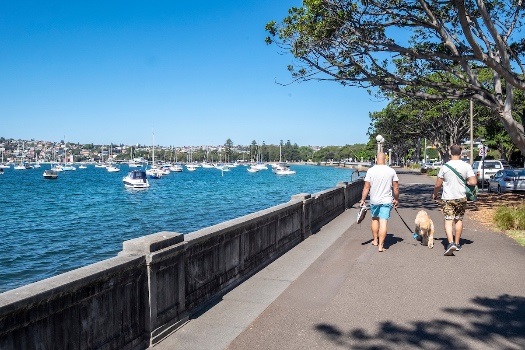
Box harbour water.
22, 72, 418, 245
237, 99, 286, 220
0, 164, 355, 293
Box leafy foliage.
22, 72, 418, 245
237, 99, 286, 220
267, 0, 525, 154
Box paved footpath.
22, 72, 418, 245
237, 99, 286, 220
153, 171, 525, 350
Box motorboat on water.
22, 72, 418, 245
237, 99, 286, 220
123, 170, 150, 188
146, 167, 163, 179
186, 164, 198, 172
13, 163, 26, 170
252, 163, 268, 171
106, 164, 120, 172
201, 162, 214, 169
51, 164, 64, 172
62, 164, 76, 171
169, 163, 183, 172
273, 163, 296, 175
160, 165, 171, 175
43, 169, 58, 179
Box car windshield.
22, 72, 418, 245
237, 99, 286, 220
505, 170, 520, 177
482, 162, 501, 169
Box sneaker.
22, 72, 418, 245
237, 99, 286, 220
356, 206, 368, 224
455, 244, 462, 251
443, 243, 457, 256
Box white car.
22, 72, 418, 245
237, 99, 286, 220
431, 161, 442, 169
472, 160, 504, 183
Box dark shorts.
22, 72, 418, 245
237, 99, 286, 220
441, 198, 467, 220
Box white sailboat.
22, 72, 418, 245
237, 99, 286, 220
0, 147, 9, 168
106, 144, 120, 172
185, 147, 198, 171
128, 146, 141, 167
62, 142, 76, 171
13, 143, 27, 170
146, 133, 162, 179
273, 144, 296, 175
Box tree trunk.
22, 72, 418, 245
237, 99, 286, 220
500, 109, 525, 156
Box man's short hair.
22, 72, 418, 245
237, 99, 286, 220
450, 145, 462, 156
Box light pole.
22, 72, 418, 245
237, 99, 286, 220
376, 135, 385, 154
480, 139, 486, 191
388, 148, 392, 166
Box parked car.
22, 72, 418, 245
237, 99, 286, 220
498, 159, 512, 169
472, 160, 504, 183
488, 169, 525, 193
422, 162, 433, 170
431, 161, 442, 169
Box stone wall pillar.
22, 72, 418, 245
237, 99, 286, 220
121, 231, 186, 346
291, 193, 312, 239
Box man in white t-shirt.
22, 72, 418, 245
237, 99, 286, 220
360, 152, 399, 252
432, 145, 477, 256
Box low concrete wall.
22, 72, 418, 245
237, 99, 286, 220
0, 179, 364, 349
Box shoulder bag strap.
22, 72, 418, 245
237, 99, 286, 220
444, 163, 466, 184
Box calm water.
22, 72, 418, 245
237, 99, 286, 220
0, 164, 354, 293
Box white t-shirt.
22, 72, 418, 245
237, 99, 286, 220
437, 159, 475, 200
364, 165, 399, 205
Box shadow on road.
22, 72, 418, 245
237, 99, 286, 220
314, 294, 525, 349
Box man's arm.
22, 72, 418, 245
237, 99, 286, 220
432, 178, 443, 200
392, 180, 399, 208
360, 181, 370, 207
466, 176, 477, 186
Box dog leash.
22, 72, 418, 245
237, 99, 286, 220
394, 207, 416, 236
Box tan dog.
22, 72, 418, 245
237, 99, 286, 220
415, 210, 434, 248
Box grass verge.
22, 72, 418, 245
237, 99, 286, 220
506, 230, 525, 246
493, 203, 525, 247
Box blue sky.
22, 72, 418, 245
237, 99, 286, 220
0, 1, 386, 147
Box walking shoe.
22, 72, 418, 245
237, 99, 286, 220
356, 206, 368, 224
443, 242, 457, 256
455, 244, 462, 251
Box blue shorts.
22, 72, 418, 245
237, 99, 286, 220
370, 203, 392, 220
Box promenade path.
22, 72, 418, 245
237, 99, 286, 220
153, 171, 525, 350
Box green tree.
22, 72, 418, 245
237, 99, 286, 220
298, 146, 314, 162
224, 138, 234, 163
266, 1, 525, 154
250, 140, 258, 162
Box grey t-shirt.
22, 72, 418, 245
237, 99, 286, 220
364, 165, 399, 205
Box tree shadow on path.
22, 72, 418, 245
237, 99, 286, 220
314, 294, 525, 349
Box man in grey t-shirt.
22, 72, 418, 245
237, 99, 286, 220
360, 152, 399, 252
433, 145, 477, 256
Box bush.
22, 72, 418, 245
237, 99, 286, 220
426, 169, 439, 176
494, 204, 525, 230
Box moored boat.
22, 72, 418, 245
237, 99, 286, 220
274, 163, 296, 175
169, 163, 183, 172
43, 169, 58, 179
106, 164, 120, 172
123, 170, 150, 188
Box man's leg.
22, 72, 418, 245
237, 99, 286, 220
454, 220, 463, 245
378, 218, 388, 252
371, 218, 379, 246
444, 219, 454, 243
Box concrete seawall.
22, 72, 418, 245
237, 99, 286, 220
0, 179, 364, 349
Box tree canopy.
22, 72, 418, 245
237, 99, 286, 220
266, 0, 525, 154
